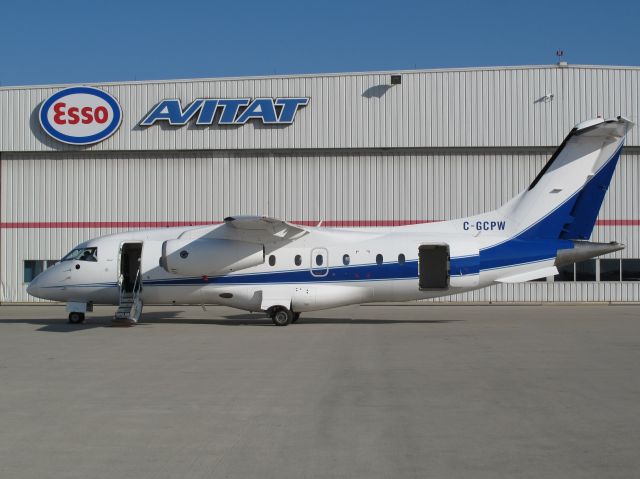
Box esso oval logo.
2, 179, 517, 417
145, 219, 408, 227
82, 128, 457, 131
39, 86, 122, 145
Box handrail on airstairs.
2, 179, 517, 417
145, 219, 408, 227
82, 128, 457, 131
131, 268, 142, 303
115, 269, 143, 324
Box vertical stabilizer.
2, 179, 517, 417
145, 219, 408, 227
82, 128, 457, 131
492, 117, 632, 240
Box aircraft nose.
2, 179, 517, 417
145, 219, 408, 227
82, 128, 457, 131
26, 270, 51, 299
26, 276, 42, 298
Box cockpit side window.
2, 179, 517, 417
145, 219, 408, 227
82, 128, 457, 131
62, 247, 98, 262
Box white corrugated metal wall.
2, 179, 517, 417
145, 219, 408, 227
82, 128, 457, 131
2, 149, 638, 303
1, 66, 639, 152
1, 65, 639, 303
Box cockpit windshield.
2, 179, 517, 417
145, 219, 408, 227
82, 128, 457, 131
61, 247, 98, 262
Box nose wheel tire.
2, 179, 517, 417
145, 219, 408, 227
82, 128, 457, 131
270, 307, 293, 326
68, 312, 85, 324
292, 312, 301, 323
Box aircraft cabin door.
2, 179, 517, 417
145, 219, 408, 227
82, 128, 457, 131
310, 248, 329, 277
418, 244, 449, 290
119, 242, 143, 293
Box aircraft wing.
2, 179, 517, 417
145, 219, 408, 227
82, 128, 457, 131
204, 216, 309, 244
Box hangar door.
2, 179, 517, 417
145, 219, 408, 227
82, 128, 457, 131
418, 244, 449, 290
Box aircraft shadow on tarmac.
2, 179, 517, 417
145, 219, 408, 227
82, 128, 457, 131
0, 318, 107, 332
218, 313, 461, 326
1, 311, 461, 332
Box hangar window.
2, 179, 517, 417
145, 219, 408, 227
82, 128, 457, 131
398, 254, 406, 265
554, 263, 575, 281
376, 254, 383, 265
268, 255, 276, 266
61, 247, 97, 262
554, 260, 633, 282
24, 261, 44, 283
294, 255, 302, 266
23, 260, 57, 283
343, 254, 350, 266
622, 259, 640, 281
600, 259, 621, 281
576, 260, 596, 281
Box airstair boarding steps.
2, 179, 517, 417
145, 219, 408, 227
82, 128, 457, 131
113, 293, 144, 326
114, 267, 144, 326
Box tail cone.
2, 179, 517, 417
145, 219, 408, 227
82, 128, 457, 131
555, 241, 624, 266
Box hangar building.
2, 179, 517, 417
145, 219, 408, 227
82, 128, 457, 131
1, 64, 639, 303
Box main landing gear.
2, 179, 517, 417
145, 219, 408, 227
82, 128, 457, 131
68, 312, 86, 324
269, 307, 301, 326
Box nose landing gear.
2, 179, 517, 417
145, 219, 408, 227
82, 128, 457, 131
66, 302, 91, 324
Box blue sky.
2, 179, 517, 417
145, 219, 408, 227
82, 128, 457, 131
1, 0, 638, 86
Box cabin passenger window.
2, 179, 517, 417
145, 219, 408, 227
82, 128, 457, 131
376, 254, 383, 265
294, 255, 302, 266
316, 255, 324, 266
61, 247, 98, 262
269, 255, 276, 266
398, 254, 405, 265
343, 254, 350, 265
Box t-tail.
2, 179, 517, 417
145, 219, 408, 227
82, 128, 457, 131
498, 116, 632, 241
460, 116, 634, 275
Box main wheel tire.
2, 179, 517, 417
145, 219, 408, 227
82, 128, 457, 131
68, 312, 85, 324
271, 307, 293, 326
292, 312, 301, 323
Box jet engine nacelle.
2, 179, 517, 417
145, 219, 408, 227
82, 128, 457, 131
161, 238, 264, 276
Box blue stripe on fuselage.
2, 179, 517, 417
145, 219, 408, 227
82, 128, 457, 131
51, 243, 559, 290
146, 260, 421, 286
143, 239, 561, 287
480, 239, 571, 271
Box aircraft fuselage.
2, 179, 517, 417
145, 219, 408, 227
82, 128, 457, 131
27, 223, 567, 312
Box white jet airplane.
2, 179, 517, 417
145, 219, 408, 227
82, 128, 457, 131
28, 116, 632, 326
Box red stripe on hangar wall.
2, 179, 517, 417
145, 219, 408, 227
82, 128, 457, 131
0, 220, 639, 229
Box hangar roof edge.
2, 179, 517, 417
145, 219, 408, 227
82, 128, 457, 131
1, 64, 640, 92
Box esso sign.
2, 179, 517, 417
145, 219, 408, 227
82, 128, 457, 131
39, 86, 122, 145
